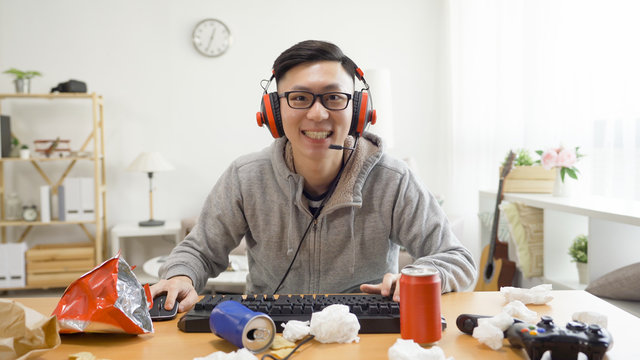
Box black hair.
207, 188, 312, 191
272, 40, 357, 83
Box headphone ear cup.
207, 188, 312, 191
268, 92, 285, 138
257, 92, 285, 138
350, 91, 373, 137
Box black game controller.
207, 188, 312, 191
506, 315, 612, 360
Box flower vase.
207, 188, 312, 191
576, 262, 589, 284
552, 168, 569, 197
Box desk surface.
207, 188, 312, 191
10, 290, 640, 359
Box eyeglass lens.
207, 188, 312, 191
286, 91, 350, 110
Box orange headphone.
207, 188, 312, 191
256, 67, 377, 138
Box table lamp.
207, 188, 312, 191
127, 152, 174, 227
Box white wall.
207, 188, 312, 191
0, 1, 468, 253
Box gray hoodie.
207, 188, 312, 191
160, 132, 476, 294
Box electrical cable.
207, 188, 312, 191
260, 335, 315, 360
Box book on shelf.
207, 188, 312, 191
1, 115, 11, 158
39, 185, 51, 222
80, 177, 95, 221
57, 185, 66, 221
62, 177, 95, 221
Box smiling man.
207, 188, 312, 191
151, 40, 476, 313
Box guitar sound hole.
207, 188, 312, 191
484, 263, 494, 280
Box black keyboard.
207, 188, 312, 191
178, 294, 403, 334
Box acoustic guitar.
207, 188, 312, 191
475, 151, 517, 291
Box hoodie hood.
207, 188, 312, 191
272, 131, 384, 215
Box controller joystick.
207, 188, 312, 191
506, 316, 613, 360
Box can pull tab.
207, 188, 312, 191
247, 328, 271, 342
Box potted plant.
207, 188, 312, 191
536, 146, 585, 197
569, 234, 588, 284
501, 149, 556, 193
3, 68, 43, 94
19, 144, 30, 159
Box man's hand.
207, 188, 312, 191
360, 273, 401, 302
150, 276, 199, 313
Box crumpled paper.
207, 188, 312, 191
0, 299, 61, 360
309, 304, 360, 343
500, 284, 553, 304
193, 348, 257, 360
387, 339, 452, 360
502, 300, 538, 323
281, 320, 310, 342
572, 311, 608, 328
472, 311, 514, 350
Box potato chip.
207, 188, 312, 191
68, 352, 110, 360
69, 352, 96, 360
270, 348, 294, 359
271, 335, 296, 350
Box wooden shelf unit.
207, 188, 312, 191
0, 93, 107, 289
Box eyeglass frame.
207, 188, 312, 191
278, 90, 353, 111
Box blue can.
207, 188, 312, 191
209, 300, 275, 353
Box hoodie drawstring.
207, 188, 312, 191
286, 178, 297, 256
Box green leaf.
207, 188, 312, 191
3, 68, 41, 79
535, 150, 543, 156
566, 167, 578, 180
560, 167, 567, 182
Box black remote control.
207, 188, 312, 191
149, 294, 179, 321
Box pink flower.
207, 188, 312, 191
541, 149, 558, 170
556, 148, 577, 167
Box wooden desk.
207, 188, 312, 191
9, 290, 640, 359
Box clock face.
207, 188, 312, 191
23, 206, 37, 221
192, 19, 232, 57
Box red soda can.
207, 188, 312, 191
399, 265, 441, 343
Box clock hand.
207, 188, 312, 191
206, 28, 217, 53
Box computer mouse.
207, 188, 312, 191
149, 293, 179, 321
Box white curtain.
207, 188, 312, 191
445, 0, 640, 255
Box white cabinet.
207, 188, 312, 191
479, 191, 640, 289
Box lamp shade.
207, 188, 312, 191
363, 68, 394, 149
126, 152, 174, 173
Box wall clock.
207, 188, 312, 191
192, 18, 232, 57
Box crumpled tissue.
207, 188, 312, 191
502, 300, 538, 323
309, 304, 360, 343
388, 339, 452, 360
281, 320, 310, 342
572, 311, 608, 328
472, 311, 514, 350
0, 299, 61, 360
500, 284, 553, 304
193, 348, 257, 360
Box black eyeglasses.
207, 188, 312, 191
279, 91, 352, 110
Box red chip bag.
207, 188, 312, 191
52, 253, 154, 334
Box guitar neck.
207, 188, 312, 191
488, 177, 506, 259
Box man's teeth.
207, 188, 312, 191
303, 131, 331, 139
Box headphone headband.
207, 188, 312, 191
256, 67, 376, 138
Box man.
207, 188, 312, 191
151, 40, 476, 313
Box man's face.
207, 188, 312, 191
278, 61, 354, 162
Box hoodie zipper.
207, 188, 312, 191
312, 218, 319, 292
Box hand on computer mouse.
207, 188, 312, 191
360, 273, 401, 302
150, 276, 199, 313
